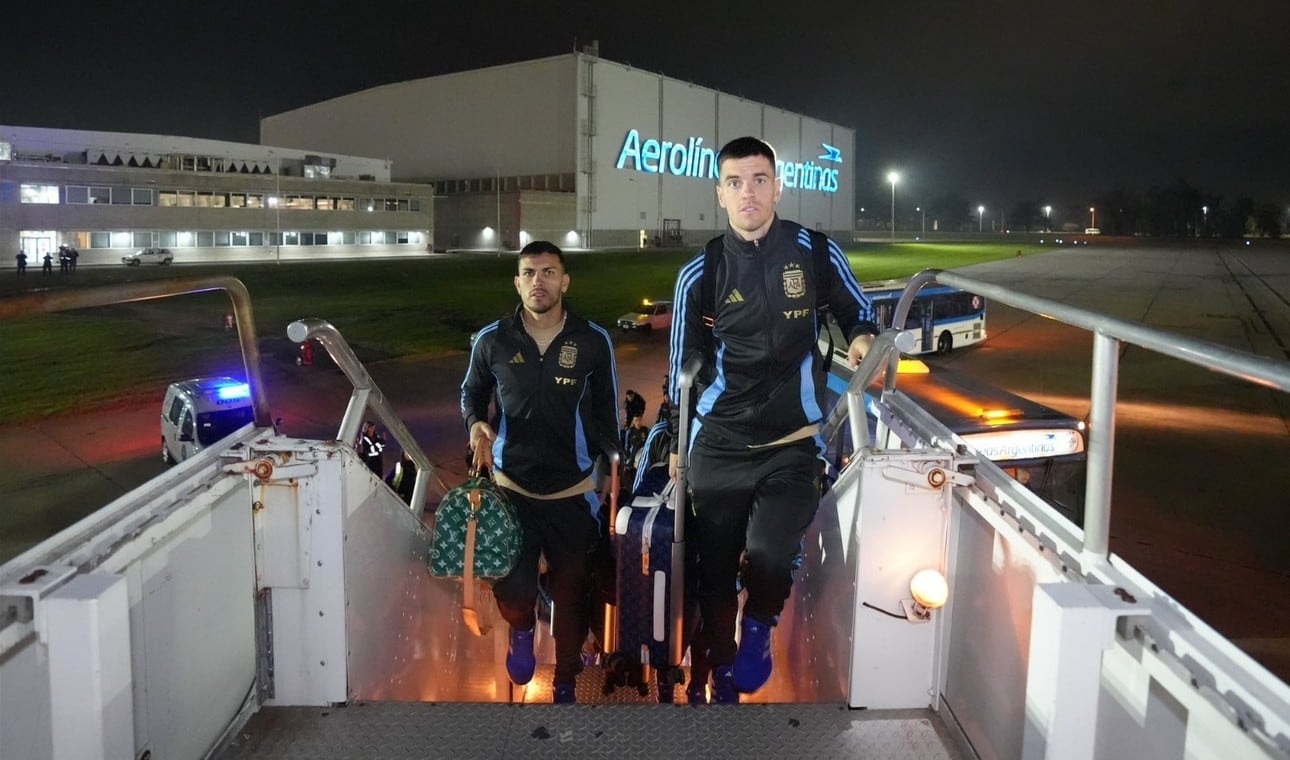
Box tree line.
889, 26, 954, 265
858, 178, 1285, 238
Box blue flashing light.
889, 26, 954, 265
216, 382, 251, 401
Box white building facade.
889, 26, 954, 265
260, 52, 854, 251
0, 126, 434, 266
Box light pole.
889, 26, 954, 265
887, 171, 899, 240
977, 205, 985, 233
916, 206, 925, 238
1089, 206, 1096, 229
1201, 205, 1208, 238
1043, 205, 1052, 232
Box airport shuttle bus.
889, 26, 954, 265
862, 279, 986, 354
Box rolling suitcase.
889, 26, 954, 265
603, 359, 699, 702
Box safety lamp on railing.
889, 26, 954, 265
902, 569, 949, 623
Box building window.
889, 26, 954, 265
230, 231, 248, 246
215, 231, 230, 247
397, 231, 410, 244
246, 194, 264, 209
159, 191, 178, 207
385, 199, 399, 211
342, 231, 355, 244
160, 231, 177, 247
249, 232, 265, 246
132, 188, 153, 205
91, 232, 111, 248
66, 186, 90, 204
197, 231, 214, 247
132, 232, 152, 247
339, 197, 355, 211
229, 194, 246, 208
283, 231, 299, 246
359, 231, 372, 244
315, 197, 333, 210
410, 199, 421, 212
20, 184, 60, 204
111, 187, 133, 205
397, 199, 410, 212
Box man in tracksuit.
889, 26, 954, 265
668, 136, 877, 703
461, 240, 620, 704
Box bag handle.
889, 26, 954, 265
461, 487, 491, 637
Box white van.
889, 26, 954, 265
160, 377, 255, 464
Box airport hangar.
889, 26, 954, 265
0, 125, 434, 266
260, 49, 856, 251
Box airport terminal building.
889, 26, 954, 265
261, 50, 855, 250
0, 126, 434, 266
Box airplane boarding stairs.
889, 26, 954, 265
1, 273, 1288, 759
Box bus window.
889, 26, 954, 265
859, 281, 987, 355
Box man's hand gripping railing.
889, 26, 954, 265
821, 329, 916, 455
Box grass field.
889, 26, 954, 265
0, 242, 1033, 423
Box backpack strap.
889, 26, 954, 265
699, 234, 723, 331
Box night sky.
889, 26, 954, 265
6, 1, 1287, 216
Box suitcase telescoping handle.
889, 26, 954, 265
669, 356, 701, 670
600, 443, 621, 656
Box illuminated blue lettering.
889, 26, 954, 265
668, 143, 689, 174
616, 129, 642, 170
616, 130, 839, 192
699, 148, 717, 178
641, 139, 662, 172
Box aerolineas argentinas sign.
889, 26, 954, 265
614, 129, 841, 194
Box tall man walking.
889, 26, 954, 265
668, 136, 878, 703
461, 240, 620, 703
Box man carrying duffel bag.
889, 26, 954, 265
460, 241, 621, 704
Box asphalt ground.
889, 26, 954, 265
2, 241, 1287, 680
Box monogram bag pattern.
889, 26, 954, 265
429, 475, 521, 580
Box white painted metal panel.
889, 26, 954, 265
847, 451, 953, 709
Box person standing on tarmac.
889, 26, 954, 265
667, 136, 878, 704
357, 421, 386, 475
461, 240, 620, 705
384, 450, 417, 505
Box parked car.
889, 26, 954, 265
160, 377, 254, 464
123, 247, 174, 266
616, 299, 673, 333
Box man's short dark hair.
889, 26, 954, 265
518, 240, 565, 267
717, 137, 777, 175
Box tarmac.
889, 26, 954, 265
2, 239, 1288, 679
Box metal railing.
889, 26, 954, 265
0, 276, 273, 428
888, 268, 1290, 558
287, 318, 447, 511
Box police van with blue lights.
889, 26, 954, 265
160, 377, 255, 464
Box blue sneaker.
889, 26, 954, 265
553, 683, 577, 704
733, 617, 773, 693
506, 627, 535, 685
711, 665, 738, 704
